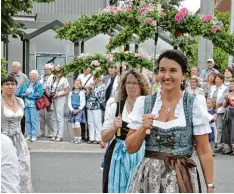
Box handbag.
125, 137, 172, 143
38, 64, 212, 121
47, 101, 54, 112
34, 81, 51, 110
36, 95, 51, 110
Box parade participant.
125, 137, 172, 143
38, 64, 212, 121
1, 75, 33, 192
102, 69, 150, 193
222, 78, 234, 156
50, 65, 70, 142
68, 79, 86, 144
126, 50, 214, 193
86, 74, 105, 144
20, 70, 43, 142
1, 134, 20, 193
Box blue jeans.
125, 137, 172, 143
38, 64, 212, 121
25, 107, 39, 138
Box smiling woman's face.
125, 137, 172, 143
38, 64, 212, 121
158, 58, 184, 92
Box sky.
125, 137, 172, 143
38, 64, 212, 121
181, 0, 200, 13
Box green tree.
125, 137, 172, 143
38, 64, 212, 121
1, 0, 54, 42
110, 0, 184, 8
181, 11, 230, 71
1, 58, 8, 79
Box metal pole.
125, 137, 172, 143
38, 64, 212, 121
228, 0, 234, 67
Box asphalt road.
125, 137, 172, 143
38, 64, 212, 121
31, 152, 234, 193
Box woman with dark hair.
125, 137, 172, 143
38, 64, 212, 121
101, 69, 150, 193
126, 50, 214, 193
222, 78, 234, 156
224, 67, 233, 88
1, 75, 32, 192
209, 73, 229, 152
203, 72, 216, 99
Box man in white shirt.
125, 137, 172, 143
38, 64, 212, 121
38, 63, 54, 138
77, 67, 94, 141
1, 134, 20, 193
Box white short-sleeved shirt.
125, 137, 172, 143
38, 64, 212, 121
1, 134, 20, 193
127, 92, 212, 135
78, 74, 94, 87
102, 97, 131, 131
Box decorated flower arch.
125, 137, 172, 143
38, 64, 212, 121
56, 5, 234, 74
60, 50, 152, 76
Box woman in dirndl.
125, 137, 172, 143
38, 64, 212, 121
222, 78, 234, 156
101, 69, 150, 193
126, 50, 214, 193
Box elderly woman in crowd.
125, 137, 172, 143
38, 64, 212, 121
49, 65, 70, 142
1, 75, 33, 192
209, 73, 229, 152
222, 78, 234, 156
203, 72, 216, 99
187, 75, 204, 96
102, 69, 150, 193
126, 50, 214, 193
39, 63, 54, 138
20, 70, 43, 142
224, 67, 233, 88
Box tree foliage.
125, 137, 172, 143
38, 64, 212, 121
56, 6, 234, 56
181, 11, 231, 71
1, 58, 8, 79
1, 0, 54, 42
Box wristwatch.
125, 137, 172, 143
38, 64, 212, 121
207, 183, 215, 188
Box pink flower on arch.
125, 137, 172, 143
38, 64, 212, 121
106, 54, 114, 62
140, 5, 153, 16
160, 12, 166, 17
210, 26, 222, 34
174, 8, 188, 22
91, 60, 100, 67
145, 17, 156, 26
202, 15, 213, 22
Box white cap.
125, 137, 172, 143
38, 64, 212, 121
207, 59, 214, 64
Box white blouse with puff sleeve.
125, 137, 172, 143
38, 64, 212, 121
102, 97, 131, 131
127, 92, 212, 135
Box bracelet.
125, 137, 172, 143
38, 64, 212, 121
207, 183, 215, 188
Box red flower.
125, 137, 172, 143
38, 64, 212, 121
210, 27, 217, 34
175, 32, 182, 37
127, 8, 132, 12
210, 26, 221, 34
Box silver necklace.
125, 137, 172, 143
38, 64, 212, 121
165, 108, 171, 114
3, 97, 15, 107
126, 99, 134, 108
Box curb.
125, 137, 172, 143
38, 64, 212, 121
27, 141, 106, 153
